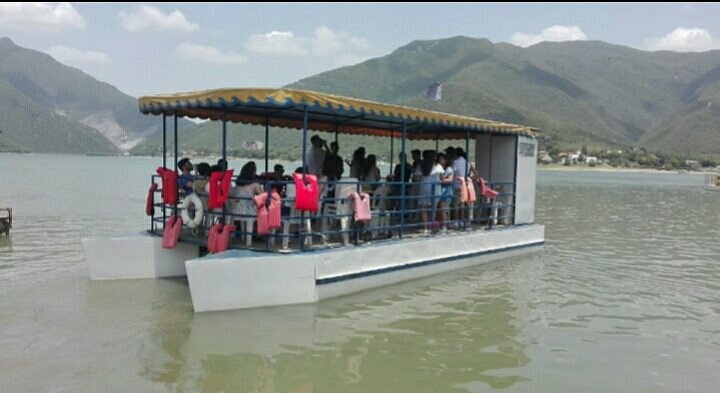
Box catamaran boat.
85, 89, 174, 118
704, 174, 720, 191
83, 88, 544, 312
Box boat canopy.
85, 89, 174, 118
138, 88, 537, 140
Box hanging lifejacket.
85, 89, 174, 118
253, 191, 282, 235
477, 177, 499, 200
208, 169, 235, 209
206, 223, 236, 253
466, 177, 477, 203
146, 182, 158, 216
207, 223, 223, 253
162, 216, 183, 249
292, 173, 319, 212
215, 224, 236, 253
349, 192, 372, 222
156, 167, 178, 205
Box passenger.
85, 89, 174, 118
452, 147, 468, 225
362, 154, 381, 193
217, 158, 228, 171
271, 164, 291, 198
177, 157, 194, 195
193, 162, 211, 194
437, 153, 454, 233
307, 135, 328, 176
418, 151, 442, 234
409, 149, 423, 220
391, 152, 412, 210
322, 141, 344, 181
348, 147, 366, 179
230, 161, 263, 224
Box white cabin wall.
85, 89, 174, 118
515, 136, 537, 224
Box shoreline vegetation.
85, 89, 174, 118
1, 151, 713, 176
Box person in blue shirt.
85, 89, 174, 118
177, 157, 194, 195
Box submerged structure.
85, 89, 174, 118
83, 88, 544, 312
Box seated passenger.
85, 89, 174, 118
193, 162, 211, 194
231, 161, 264, 222
177, 157, 194, 195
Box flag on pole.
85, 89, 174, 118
425, 81, 442, 102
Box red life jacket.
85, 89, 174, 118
206, 223, 236, 253
207, 223, 223, 253
146, 182, 158, 216
349, 192, 372, 222
208, 170, 235, 209
162, 216, 183, 249
216, 224, 236, 253
293, 173, 319, 212
478, 177, 499, 200
156, 167, 178, 205
254, 191, 282, 235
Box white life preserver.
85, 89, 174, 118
181, 193, 204, 229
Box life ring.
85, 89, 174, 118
180, 193, 204, 229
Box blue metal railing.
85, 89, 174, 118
149, 174, 516, 252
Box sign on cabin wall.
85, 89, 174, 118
519, 142, 536, 157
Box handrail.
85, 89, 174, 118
149, 174, 516, 251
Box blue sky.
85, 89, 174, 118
1, 3, 719, 97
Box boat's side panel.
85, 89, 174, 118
315, 225, 543, 281
84, 233, 197, 280
315, 225, 544, 300
316, 243, 542, 300
185, 225, 543, 312
186, 254, 317, 312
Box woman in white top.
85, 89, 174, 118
230, 161, 263, 222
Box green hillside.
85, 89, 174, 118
134, 36, 720, 159
0, 78, 119, 153
0, 37, 160, 153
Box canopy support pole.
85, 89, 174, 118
300, 105, 308, 251
400, 121, 407, 239
162, 114, 167, 226
222, 118, 227, 224
464, 129, 470, 231
264, 116, 269, 173
435, 132, 439, 152
173, 113, 178, 218
389, 134, 394, 176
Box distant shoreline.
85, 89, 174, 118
538, 164, 708, 175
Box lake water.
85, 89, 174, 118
1, 154, 719, 392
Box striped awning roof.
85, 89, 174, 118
138, 88, 538, 140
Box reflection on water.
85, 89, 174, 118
137, 257, 534, 392
1, 155, 720, 392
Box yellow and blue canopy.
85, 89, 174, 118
139, 88, 537, 140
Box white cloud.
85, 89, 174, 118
245, 31, 307, 56
646, 27, 719, 52
245, 26, 371, 58
175, 43, 246, 65
0, 2, 84, 31
47, 45, 111, 64
510, 25, 587, 48
119, 5, 198, 33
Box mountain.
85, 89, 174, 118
133, 36, 720, 158
0, 37, 159, 153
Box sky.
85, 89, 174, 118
1, 3, 719, 98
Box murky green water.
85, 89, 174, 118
1, 154, 719, 392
